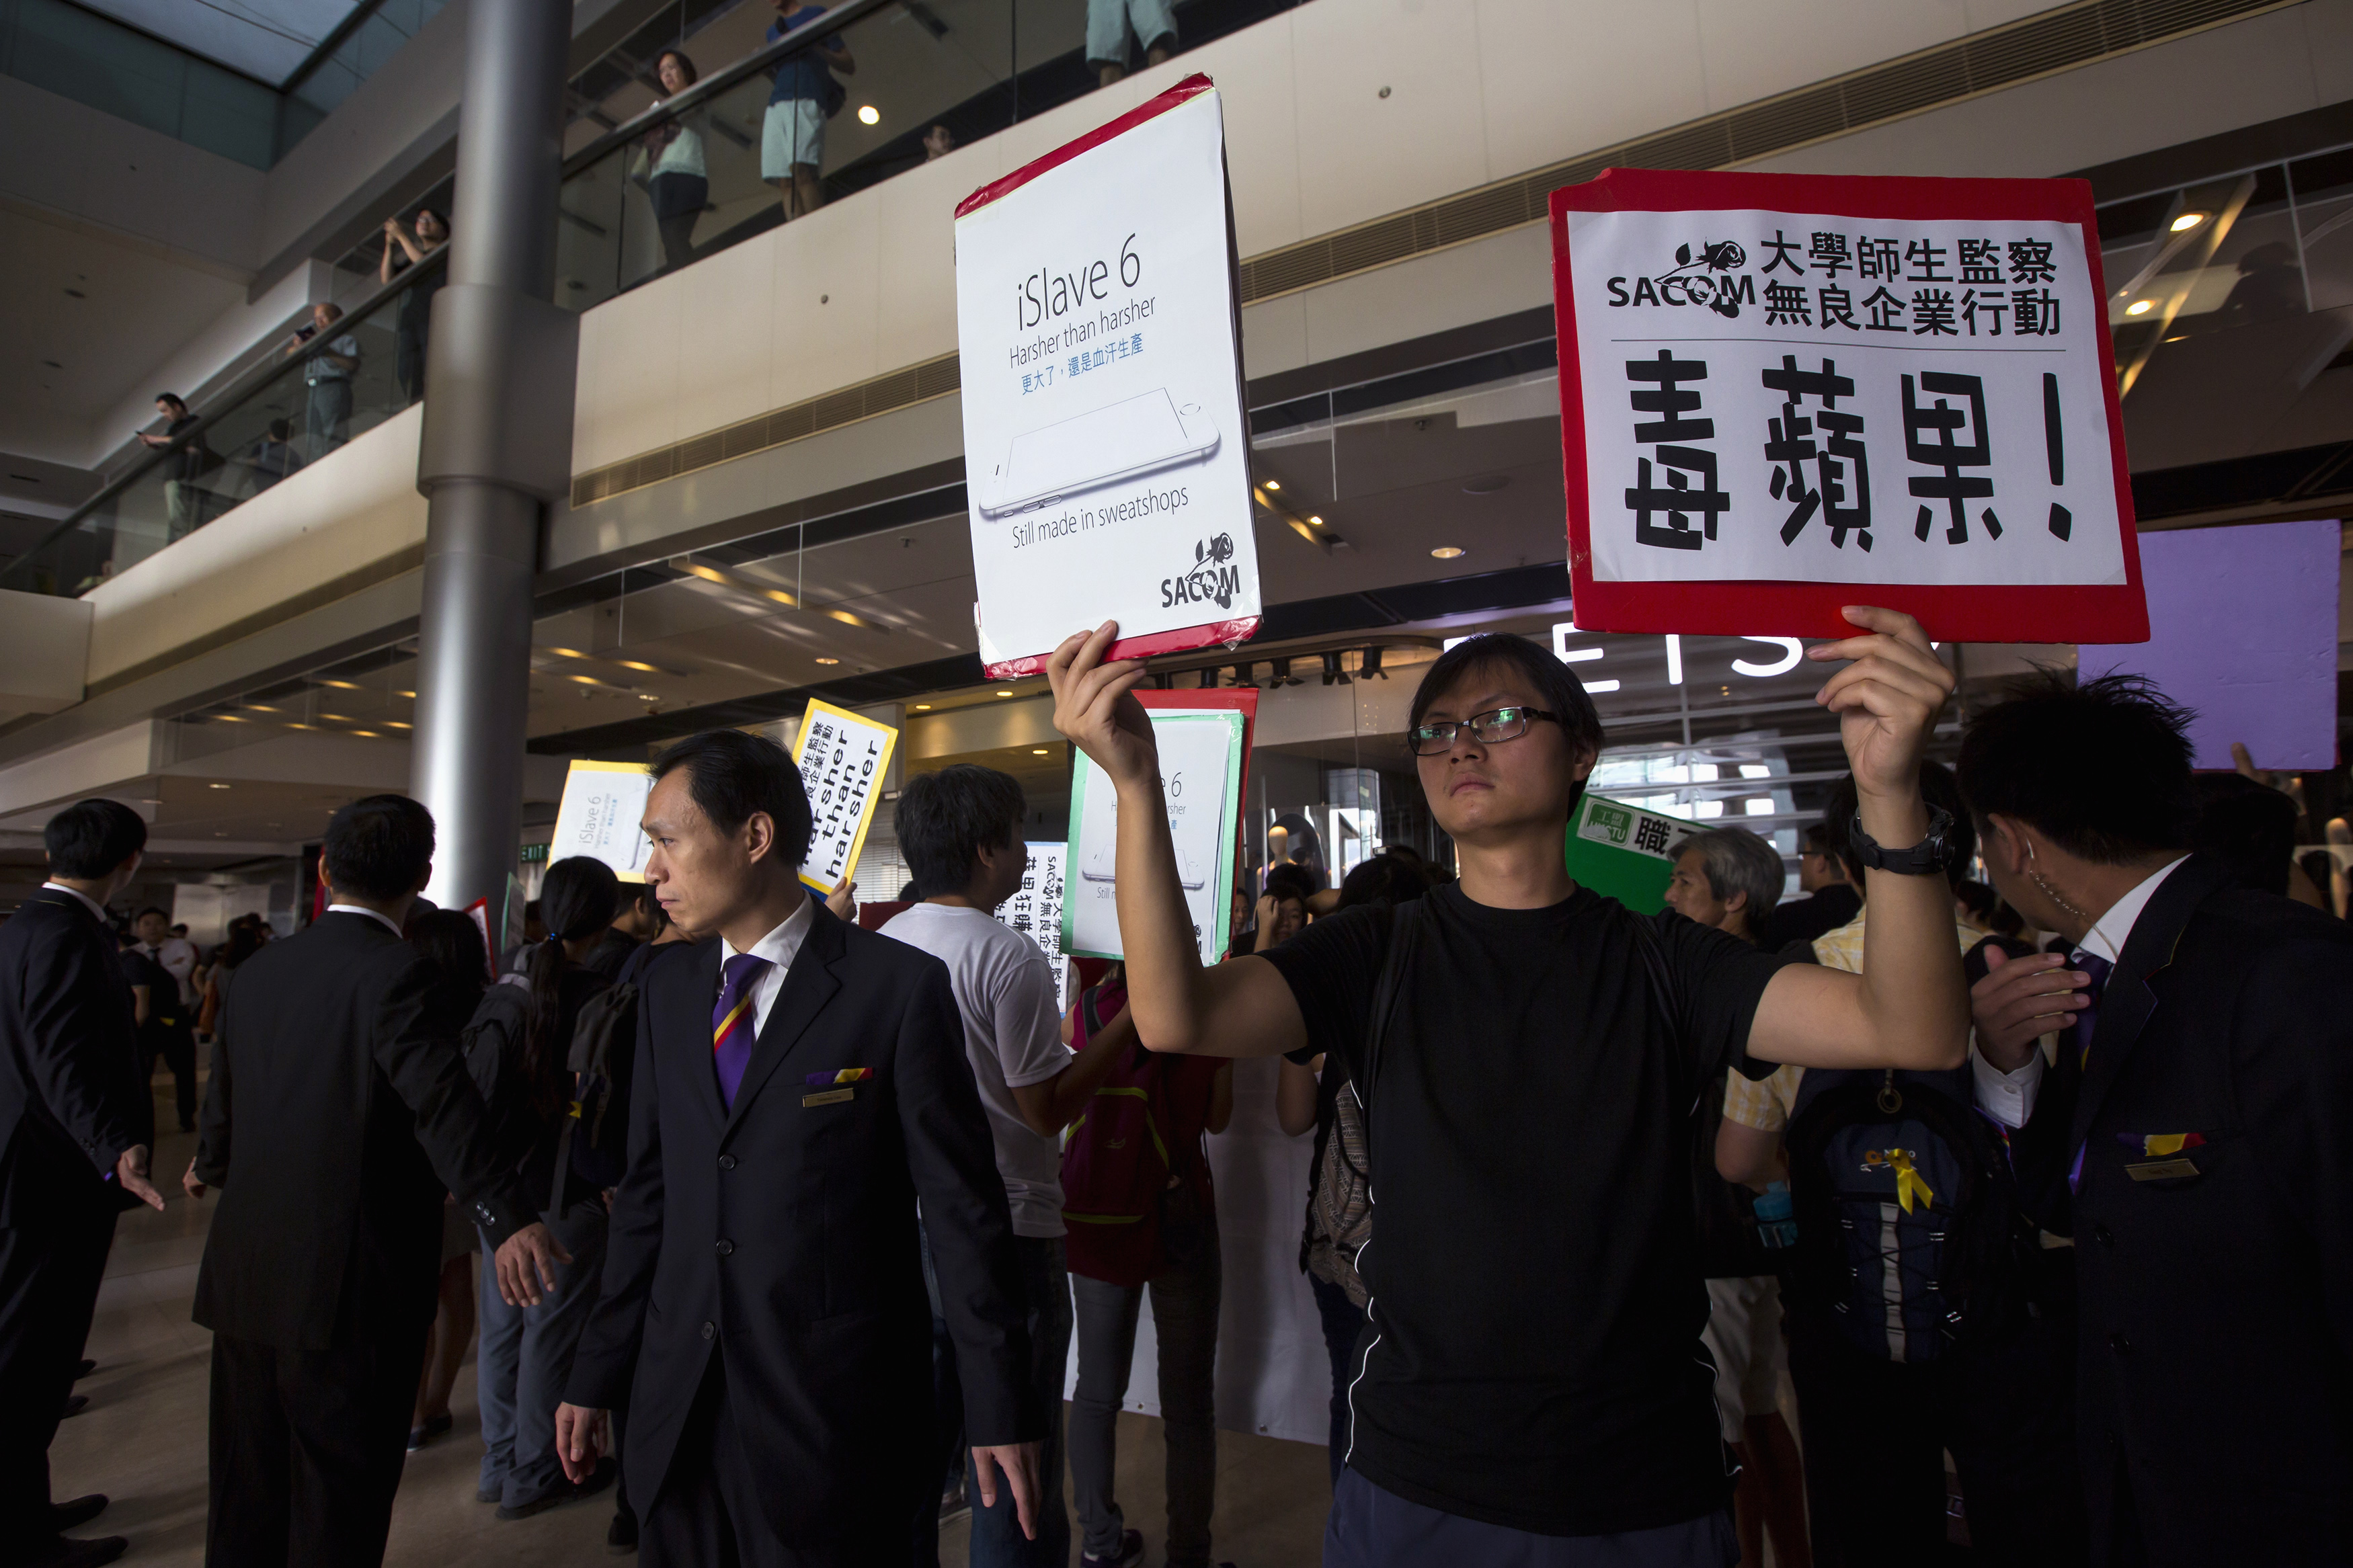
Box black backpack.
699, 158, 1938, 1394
1782, 1061, 2028, 1362
460, 980, 534, 1149
561, 979, 640, 1192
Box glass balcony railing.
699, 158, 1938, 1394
555, 0, 1303, 309
0, 249, 446, 596
2098, 142, 2353, 475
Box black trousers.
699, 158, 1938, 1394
1790, 1307, 2087, 1568
0, 1207, 116, 1546
142, 1022, 198, 1132
206, 1329, 426, 1567
644, 1352, 910, 1568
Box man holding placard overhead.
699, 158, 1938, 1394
553, 729, 1043, 1564
1049, 607, 1970, 1565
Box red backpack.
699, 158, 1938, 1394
1059, 984, 1180, 1287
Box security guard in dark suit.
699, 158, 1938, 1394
0, 800, 169, 1568
1962, 673, 2353, 1567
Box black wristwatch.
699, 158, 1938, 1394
1847, 804, 1959, 876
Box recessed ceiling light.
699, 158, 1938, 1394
320, 713, 352, 722
387, 720, 413, 729
614, 659, 659, 673
914, 704, 932, 710
318, 679, 361, 690
2170, 212, 2206, 233
1031, 747, 1050, 755
397, 690, 415, 698
245, 704, 278, 714
1263, 479, 1279, 491
352, 730, 379, 738
2125, 299, 2154, 316
208, 782, 232, 790
995, 690, 1014, 698
857, 104, 879, 125
547, 647, 586, 659
1430, 545, 1466, 559
1308, 515, 1324, 526
814, 657, 840, 665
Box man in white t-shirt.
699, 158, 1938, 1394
882, 766, 1141, 1567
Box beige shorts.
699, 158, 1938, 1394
1703, 1274, 1789, 1441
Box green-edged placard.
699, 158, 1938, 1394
1064, 710, 1246, 967
1564, 792, 1700, 915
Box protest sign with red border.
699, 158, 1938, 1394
1551, 167, 2147, 643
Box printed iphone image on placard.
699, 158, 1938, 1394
955, 77, 1260, 675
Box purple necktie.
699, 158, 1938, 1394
2066, 951, 2114, 1192
711, 952, 772, 1108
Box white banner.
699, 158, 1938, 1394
548, 761, 653, 883
1565, 206, 2122, 588
1006, 841, 1069, 1014
955, 79, 1261, 672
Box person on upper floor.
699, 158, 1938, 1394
761, 0, 853, 222
1048, 606, 1970, 1567
1961, 672, 2353, 1567
634, 51, 709, 270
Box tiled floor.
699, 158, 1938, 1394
48, 1085, 1334, 1566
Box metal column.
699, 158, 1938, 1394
411, 0, 577, 915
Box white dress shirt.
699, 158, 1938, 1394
1973, 856, 2191, 1128
719, 894, 815, 1035
326, 902, 407, 939
40, 880, 110, 925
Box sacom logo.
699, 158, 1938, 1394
1602, 239, 1755, 319
1162, 534, 1239, 611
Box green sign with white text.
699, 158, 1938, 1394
1564, 792, 1696, 915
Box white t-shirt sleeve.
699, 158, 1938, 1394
993, 944, 1070, 1090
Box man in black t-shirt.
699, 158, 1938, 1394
1047, 607, 1969, 1565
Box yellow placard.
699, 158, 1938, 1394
789, 699, 899, 894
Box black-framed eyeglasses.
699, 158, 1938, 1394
1406, 706, 1559, 756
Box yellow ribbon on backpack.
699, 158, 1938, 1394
1862, 1147, 1937, 1213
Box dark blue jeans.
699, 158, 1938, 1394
1326, 1468, 1738, 1567
918, 1231, 1071, 1568
1308, 1272, 1366, 1485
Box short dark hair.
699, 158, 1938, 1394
1334, 854, 1430, 913
1801, 821, 1834, 856
1957, 672, 2194, 864
1408, 634, 1605, 812
650, 729, 813, 866
323, 794, 436, 900
155, 393, 186, 411
45, 799, 147, 878
896, 765, 1025, 895
136, 906, 169, 921
1263, 862, 1317, 905
1821, 761, 1977, 891
2190, 773, 2299, 897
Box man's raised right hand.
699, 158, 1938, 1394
555, 1403, 609, 1484
1047, 621, 1159, 793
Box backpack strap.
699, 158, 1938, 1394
1353, 897, 1428, 1142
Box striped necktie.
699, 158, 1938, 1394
712, 952, 772, 1108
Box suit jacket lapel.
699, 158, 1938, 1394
720, 907, 844, 1141
2067, 854, 2229, 1155
676, 939, 729, 1129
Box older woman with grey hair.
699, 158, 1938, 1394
1665, 825, 1786, 946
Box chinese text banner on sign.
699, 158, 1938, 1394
789, 700, 900, 895
1554, 171, 2145, 642
954, 75, 1261, 675
1007, 841, 1070, 1014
